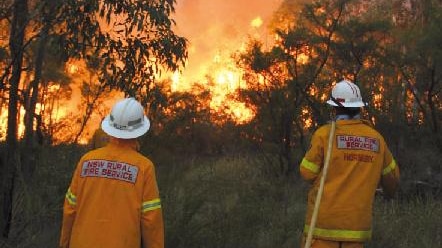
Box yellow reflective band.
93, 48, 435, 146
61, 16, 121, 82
142, 198, 161, 213
301, 158, 320, 174
382, 159, 397, 175
304, 225, 371, 240
65, 188, 77, 206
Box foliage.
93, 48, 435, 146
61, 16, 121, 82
235, 0, 441, 176
0, 0, 188, 144
1, 145, 440, 248
0, 0, 441, 245
387, 0, 442, 134
0, 0, 187, 238
60, 0, 187, 99
368, 197, 442, 248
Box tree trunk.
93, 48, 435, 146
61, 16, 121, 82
22, 20, 50, 181
74, 86, 105, 144
427, 67, 439, 134
0, 0, 28, 238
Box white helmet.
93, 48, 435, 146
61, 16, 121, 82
326, 80, 365, 107
101, 98, 150, 139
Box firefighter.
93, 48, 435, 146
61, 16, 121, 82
60, 98, 163, 248
300, 80, 400, 248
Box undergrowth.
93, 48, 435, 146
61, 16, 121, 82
0, 146, 440, 248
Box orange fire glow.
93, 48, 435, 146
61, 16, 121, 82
171, 49, 256, 124
170, 0, 282, 124
0, 84, 70, 142
0, 0, 282, 144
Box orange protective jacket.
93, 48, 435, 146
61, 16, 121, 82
300, 119, 400, 242
60, 139, 164, 248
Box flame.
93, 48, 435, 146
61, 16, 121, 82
68, 64, 79, 74
0, 107, 26, 140
169, 0, 283, 124
0, 111, 5, 140
171, 71, 181, 92
172, 51, 256, 124
302, 107, 313, 129
1, 0, 282, 143
251, 17, 263, 28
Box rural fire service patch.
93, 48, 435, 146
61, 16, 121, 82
81, 159, 139, 184
337, 135, 379, 152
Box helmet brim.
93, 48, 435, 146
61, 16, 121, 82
101, 115, 150, 139
326, 99, 366, 107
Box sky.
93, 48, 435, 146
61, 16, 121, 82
17, 0, 286, 143
171, 0, 283, 86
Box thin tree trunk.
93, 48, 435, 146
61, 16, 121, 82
22, 20, 50, 181
0, 0, 28, 238
74, 85, 105, 143
427, 67, 439, 133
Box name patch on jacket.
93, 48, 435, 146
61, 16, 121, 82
81, 159, 138, 184
337, 135, 379, 152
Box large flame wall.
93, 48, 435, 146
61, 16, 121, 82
1, 1, 283, 144
170, 0, 282, 123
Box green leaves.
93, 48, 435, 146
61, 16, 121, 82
235, 0, 442, 173
60, 0, 187, 98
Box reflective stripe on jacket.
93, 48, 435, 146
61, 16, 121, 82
60, 139, 164, 248
300, 119, 400, 242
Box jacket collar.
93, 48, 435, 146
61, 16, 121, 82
107, 137, 139, 151
333, 118, 373, 127
335, 114, 361, 120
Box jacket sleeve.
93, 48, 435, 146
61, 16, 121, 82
59, 162, 81, 248
141, 163, 164, 248
380, 146, 400, 198
300, 129, 324, 182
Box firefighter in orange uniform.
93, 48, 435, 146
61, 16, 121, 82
300, 80, 400, 248
60, 98, 164, 248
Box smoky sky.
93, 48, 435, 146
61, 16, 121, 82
172, 0, 282, 82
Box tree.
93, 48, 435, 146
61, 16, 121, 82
0, 0, 187, 238
60, 0, 187, 100
391, 0, 441, 136
236, 0, 402, 175
1, 0, 28, 238
237, 0, 353, 175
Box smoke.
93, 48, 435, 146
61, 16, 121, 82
172, 0, 282, 84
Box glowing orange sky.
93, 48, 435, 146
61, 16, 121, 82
165, 0, 284, 125
1, 1, 285, 144
67, 1, 284, 142
172, 0, 282, 85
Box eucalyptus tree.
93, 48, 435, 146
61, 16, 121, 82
61, 0, 187, 142
237, 0, 351, 175
61, 0, 187, 100
0, 0, 28, 239
236, 0, 393, 175
0, 0, 187, 238
390, 0, 441, 136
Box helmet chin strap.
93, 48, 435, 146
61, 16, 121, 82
335, 114, 361, 120
330, 96, 345, 107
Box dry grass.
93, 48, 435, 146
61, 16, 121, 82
1, 147, 440, 248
